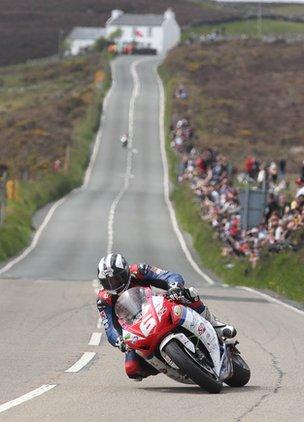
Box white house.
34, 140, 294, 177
106, 9, 181, 54
66, 27, 106, 56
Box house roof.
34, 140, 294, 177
68, 27, 106, 40
109, 14, 164, 27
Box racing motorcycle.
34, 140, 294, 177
115, 286, 250, 393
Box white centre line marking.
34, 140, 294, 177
65, 352, 96, 373
0, 384, 56, 414
97, 317, 102, 329
106, 57, 154, 254
89, 332, 102, 346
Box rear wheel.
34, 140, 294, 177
163, 340, 222, 393
225, 354, 251, 387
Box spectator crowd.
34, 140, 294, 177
170, 114, 304, 268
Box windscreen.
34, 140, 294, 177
115, 287, 150, 325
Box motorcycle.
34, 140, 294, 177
120, 134, 128, 148
115, 286, 250, 393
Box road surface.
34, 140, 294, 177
0, 56, 303, 421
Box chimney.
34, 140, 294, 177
164, 9, 175, 20
111, 9, 123, 21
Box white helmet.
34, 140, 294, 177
97, 253, 131, 295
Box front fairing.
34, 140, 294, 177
115, 287, 178, 355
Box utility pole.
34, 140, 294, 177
257, 3, 263, 38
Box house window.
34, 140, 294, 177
148, 27, 152, 37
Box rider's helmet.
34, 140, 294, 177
97, 253, 131, 295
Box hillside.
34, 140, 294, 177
161, 40, 304, 301
164, 40, 304, 174
0, 0, 238, 66
0, 55, 103, 178
0, 52, 108, 260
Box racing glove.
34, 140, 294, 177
166, 286, 198, 303
166, 285, 188, 301
115, 336, 127, 353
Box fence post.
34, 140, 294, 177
0, 165, 9, 226
0, 185, 5, 226
243, 186, 249, 231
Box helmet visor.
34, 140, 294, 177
101, 273, 130, 294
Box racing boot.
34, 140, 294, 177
201, 305, 237, 339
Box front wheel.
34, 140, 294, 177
225, 354, 251, 387
163, 340, 222, 393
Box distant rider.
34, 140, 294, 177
96, 253, 236, 381
120, 133, 128, 148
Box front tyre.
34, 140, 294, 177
225, 354, 251, 387
163, 340, 222, 393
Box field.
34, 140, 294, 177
182, 18, 304, 40
0, 0, 239, 66
164, 40, 304, 174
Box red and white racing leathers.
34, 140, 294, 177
97, 263, 205, 379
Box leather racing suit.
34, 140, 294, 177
96, 263, 205, 379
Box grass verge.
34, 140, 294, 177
159, 65, 304, 304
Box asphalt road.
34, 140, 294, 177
0, 56, 303, 421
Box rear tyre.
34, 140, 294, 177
163, 340, 222, 393
225, 354, 251, 387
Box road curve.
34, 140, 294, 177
0, 56, 303, 421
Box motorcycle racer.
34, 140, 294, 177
96, 253, 236, 381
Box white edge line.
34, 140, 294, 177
155, 65, 214, 286
0, 62, 116, 276
0, 384, 56, 414
89, 332, 102, 346
239, 286, 304, 316
65, 352, 96, 373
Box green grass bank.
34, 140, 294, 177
159, 65, 304, 304
182, 18, 304, 41
0, 53, 111, 262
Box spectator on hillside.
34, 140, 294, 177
301, 160, 304, 179
295, 176, 304, 198
279, 159, 286, 179
257, 162, 267, 188
175, 84, 188, 100
268, 161, 278, 184
244, 156, 255, 179
265, 193, 280, 222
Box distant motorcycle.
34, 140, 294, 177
120, 134, 128, 148
115, 286, 250, 393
